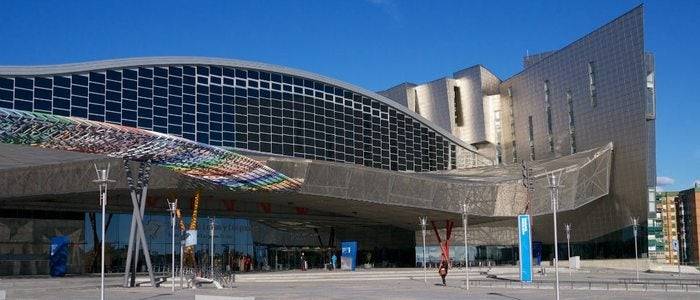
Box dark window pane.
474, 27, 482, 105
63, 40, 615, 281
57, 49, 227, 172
15, 77, 33, 89
35, 77, 51, 88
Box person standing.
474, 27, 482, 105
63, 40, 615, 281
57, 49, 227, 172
300, 252, 307, 271
238, 255, 244, 272
331, 253, 337, 270
244, 255, 251, 272
438, 255, 449, 286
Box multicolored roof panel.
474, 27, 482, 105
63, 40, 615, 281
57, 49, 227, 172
0, 107, 301, 191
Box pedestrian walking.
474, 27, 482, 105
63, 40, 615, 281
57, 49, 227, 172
331, 253, 337, 270
301, 252, 307, 271
438, 255, 449, 286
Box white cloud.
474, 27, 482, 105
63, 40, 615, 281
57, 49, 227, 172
656, 186, 665, 192
657, 176, 675, 186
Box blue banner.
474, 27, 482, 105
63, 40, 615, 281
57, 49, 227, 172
50, 236, 69, 277
341, 241, 357, 271
518, 215, 533, 283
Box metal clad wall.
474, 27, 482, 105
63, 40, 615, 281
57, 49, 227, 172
501, 6, 649, 241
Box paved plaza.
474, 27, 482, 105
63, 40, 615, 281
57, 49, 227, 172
2, 266, 700, 299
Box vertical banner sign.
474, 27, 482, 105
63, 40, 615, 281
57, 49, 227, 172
341, 241, 358, 271
518, 214, 533, 283
49, 236, 69, 277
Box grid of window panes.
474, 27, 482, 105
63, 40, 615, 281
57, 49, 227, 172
0, 65, 468, 172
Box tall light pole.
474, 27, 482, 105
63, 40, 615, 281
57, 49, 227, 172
93, 163, 114, 300
462, 201, 469, 290
176, 209, 185, 288
167, 199, 177, 291
419, 216, 427, 285
677, 198, 686, 275
632, 217, 639, 282
565, 223, 571, 278
547, 172, 561, 300
180, 231, 185, 288
210, 217, 215, 278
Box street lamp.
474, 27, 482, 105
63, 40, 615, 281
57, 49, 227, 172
93, 163, 114, 300
167, 199, 177, 291
677, 198, 686, 275
547, 172, 561, 300
419, 216, 428, 285
209, 217, 215, 278
176, 209, 186, 289
631, 217, 639, 282
461, 201, 469, 290
565, 223, 571, 278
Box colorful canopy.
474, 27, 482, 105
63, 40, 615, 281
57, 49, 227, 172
0, 108, 301, 191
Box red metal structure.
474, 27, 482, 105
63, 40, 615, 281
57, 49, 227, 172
431, 220, 455, 263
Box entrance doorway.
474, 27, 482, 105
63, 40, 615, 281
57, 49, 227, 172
269, 246, 337, 271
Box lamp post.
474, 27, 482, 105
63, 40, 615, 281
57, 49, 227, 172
462, 201, 469, 290
419, 216, 428, 285
210, 217, 215, 278
565, 223, 571, 278
167, 199, 177, 291
632, 217, 639, 282
677, 198, 686, 275
180, 232, 185, 288
93, 163, 114, 300
547, 172, 561, 300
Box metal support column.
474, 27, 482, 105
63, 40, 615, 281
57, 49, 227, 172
122, 160, 157, 287
132, 163, 149, 286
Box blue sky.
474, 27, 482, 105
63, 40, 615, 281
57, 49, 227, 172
0, 0, 697, 191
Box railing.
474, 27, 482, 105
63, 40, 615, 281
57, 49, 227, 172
466, 279, 700, 292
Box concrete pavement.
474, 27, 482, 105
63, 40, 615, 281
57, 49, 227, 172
1, 266, 700, 299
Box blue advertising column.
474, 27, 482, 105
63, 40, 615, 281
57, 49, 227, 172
50, 236, 70, 277
340, 241, 357, 271
518, 215, 533, 283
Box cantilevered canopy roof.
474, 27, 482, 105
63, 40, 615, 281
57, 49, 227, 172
0, 107, 300, 191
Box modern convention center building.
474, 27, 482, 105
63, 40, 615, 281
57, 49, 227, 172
0, 5, 654, 275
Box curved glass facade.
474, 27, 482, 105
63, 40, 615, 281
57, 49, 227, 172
0, 62, 489, 172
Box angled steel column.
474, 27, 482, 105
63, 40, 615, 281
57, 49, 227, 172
132, 162, 150, 285
122, 160, 157, 287
123, 160, 138, 287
